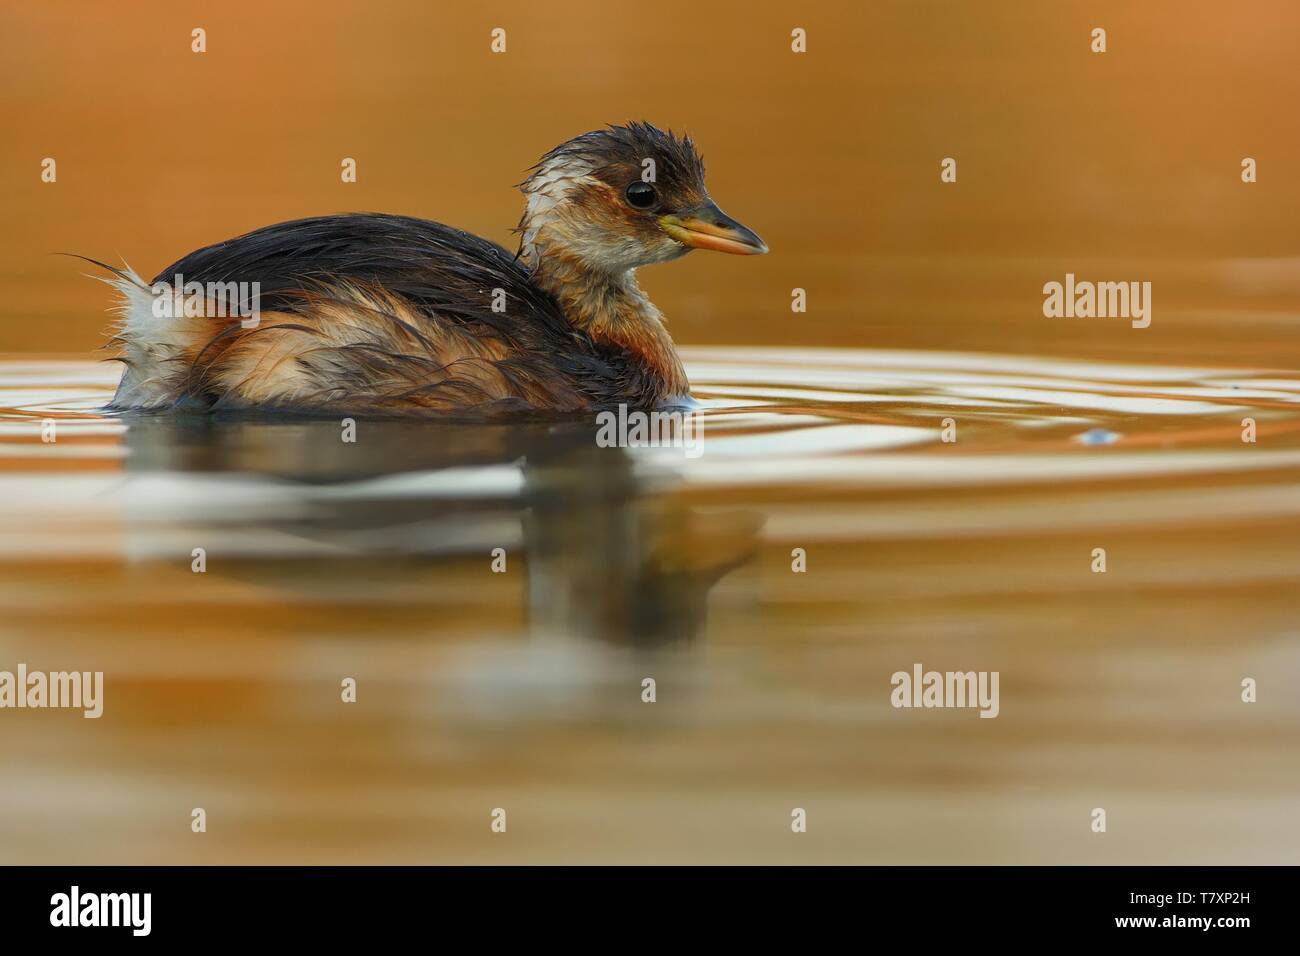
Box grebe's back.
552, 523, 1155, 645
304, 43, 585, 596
106, 123, 766, 416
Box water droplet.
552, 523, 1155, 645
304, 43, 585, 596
1075, 428, 1121, 445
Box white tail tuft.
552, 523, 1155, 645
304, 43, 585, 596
108, 266, 194, 407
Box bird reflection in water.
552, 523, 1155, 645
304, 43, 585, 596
117, 412, 762, 647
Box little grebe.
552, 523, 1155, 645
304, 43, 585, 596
103, 122, 766, 415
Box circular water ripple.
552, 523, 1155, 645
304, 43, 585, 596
0, 349, 1298, 489
682, 346, 1300, 483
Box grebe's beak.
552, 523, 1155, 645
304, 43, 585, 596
659, 201, 768, 255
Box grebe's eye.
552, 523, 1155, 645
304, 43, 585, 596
625, 181, 657, 209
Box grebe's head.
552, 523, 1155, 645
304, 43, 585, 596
517, 121, 767, 275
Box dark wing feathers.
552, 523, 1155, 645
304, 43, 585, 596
155, 213, 647, 406
156, 213, 571, 342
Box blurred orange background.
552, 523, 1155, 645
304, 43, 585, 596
2, 0, 1298, 364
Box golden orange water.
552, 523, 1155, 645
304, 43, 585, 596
1, 1, 1299, 863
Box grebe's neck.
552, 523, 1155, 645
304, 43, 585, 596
523, 242, 689, 402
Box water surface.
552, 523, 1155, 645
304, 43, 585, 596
2, 347, 1298, 863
